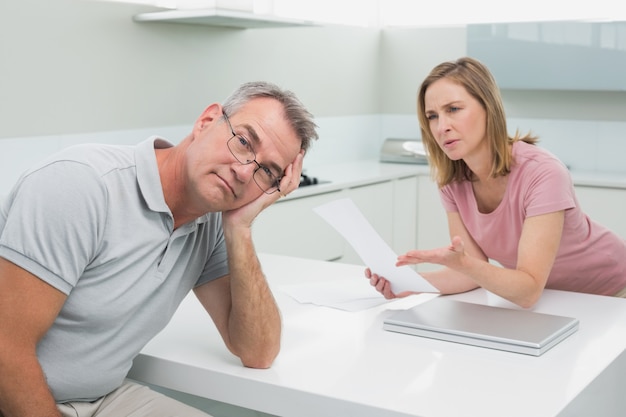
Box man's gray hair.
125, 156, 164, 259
222, 81, 318, 152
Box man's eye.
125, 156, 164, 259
237, 135, 252, 149
259, 165, 274, 179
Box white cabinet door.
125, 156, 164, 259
252, 190, 345, 261
574, 186, 626, 239
392, 176, 418, 254
468, 21, 626, 91
252, 176, 423, 265
339, 181, 393, 265
416, 176, 449, 272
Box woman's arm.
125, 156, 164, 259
399, 211, 565, 307
367, 211, 483, 299
369, 210, 565, 308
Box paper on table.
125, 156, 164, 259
279, 280, 389, 311
313, 198, 439, 294
280, 281, 440, 312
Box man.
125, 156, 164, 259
0, 81, 318, 417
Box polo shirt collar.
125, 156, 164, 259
135, 136, 173, 214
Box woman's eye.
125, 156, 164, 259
449, 106, 460, 113
426, 114, 438, 121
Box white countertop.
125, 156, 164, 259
128, 254, 626, 417
569, 169, 626, 189
290, 161, 430, 199
292, 160, 626, 198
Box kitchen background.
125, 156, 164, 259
1, 0, 626, 201
1, 2, 625, 415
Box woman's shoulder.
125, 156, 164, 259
513, 140, 567, 170
511, 141, 572, 190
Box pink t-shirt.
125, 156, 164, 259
440, 141, 626, 296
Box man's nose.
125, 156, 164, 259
233, 160, 257, 182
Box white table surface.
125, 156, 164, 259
128, 254, 626, 417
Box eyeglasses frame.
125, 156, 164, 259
222, 111, 283, 195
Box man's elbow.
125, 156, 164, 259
240, 347, 280, 369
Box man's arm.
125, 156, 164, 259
192, 153, 306, 368
0, 257, 67, 417
193, 225, 281, 369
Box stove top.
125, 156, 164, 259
299, 174, 331, 188
299, 173, 319, 187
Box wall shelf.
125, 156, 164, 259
133, 8, 317, 29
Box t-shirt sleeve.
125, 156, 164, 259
523, 159, 576, 218
0, 161, 107, 295
195, 213, 229, 287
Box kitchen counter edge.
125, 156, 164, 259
286, 160, 626, 200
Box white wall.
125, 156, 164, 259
0, 0, 384, 198
2, 1, 626, 200
0, 115, 385, 197
0, 0, 380, 139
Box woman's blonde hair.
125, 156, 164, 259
417, 57, 537, 187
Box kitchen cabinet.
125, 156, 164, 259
251, 162, 626, 271
252, 190, 345, 262
574, 186, 626, 239
416, 176, 449, 272
252, 175, 420, 265
338, 180, 393, 265
392, 176, 419, 253
467, 21, 626, 91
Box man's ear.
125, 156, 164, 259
195, 103, 223, 131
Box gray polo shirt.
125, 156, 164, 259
0, 137, 229, 402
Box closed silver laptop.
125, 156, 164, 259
383, 297, 579, 356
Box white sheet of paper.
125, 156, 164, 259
279, 280, 388, 311
313, 198, 439, 294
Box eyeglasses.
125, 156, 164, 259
223, 112, 282, 195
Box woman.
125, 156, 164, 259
367, 57, 626, 308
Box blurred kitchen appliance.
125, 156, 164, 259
299, 173, 319, 187
379, 138, 428, 164
299, 173, 330, 188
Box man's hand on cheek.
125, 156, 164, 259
277, 150, 305, 198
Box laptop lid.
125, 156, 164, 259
383, 297, 579, 356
